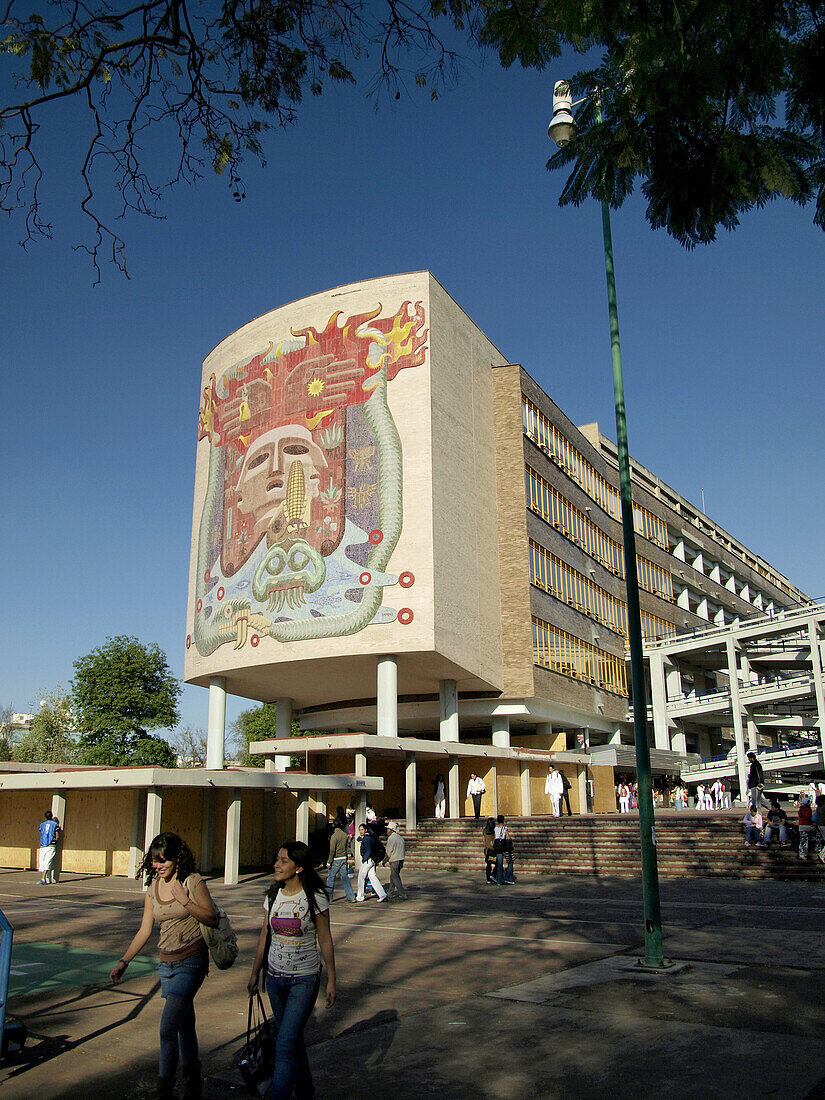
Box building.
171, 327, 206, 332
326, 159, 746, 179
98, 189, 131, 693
184, 271, 811, 825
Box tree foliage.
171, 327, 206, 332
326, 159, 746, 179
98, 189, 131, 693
71, 635, 179, 766
480, 0, 825, 245
14, 688, 80, 764
232, 702, 296, 766
2, 0, 822, 267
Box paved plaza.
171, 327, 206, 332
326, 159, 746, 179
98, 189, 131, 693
2, 864, 825, 1098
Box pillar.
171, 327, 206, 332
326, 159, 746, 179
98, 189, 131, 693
276, 697, 293, 740
520, 762, 532, 816
491, 714, 510, 748
353, 790, 368, 869
726, 638, 749, 799
439, 679, 459, 743
262, 787, 276, 866
51, 792, 66, 883
377, 656, 398, 738
295, 792, 310, 845
491, 762, 498, 816
224, 789, 241, 885
808, 618, 825, 772
405, 752, 418, 829
206, 676, 226, 770
648, 653, 671, 751
128, 789, 147, 878
200, 788, 214, 873
144, 787, 163, 852
448, 755, 460, 819
577, 766, 589, 814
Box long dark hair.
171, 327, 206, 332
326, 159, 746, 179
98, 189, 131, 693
266, 840, 329, 924
137, 831, 197, 886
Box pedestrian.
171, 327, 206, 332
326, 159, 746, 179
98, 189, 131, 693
742, 804, 763, 847
746, 751, 765, 808
493, 815, 515, 885
466, 772, 486, 820
325, 812, 355, 902
355, 824, 387, 902
712, 779, 724, 809
37, 809, 61, 885
560, 769, 573, 815
482, 817, 497, 884
248, 841, 337, 1100
545, 765, 564, 816
673, 785, 684, 811
110, 831, 218, 1100
696, 783, 706, 810
382, 822, 408, 900
432, 773, 447, 819
617, 780, 631, 814
797, 796, 815, 860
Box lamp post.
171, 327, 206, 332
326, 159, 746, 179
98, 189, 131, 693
549, 80, 665, 968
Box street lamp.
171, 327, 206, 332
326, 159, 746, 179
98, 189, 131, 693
549, 79, 665, 969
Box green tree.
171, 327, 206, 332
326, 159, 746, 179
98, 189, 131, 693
0, 703, 13, 761
232, 703, 300, 767
480, 0, 825, 245
71, 636, 180, 767
15, 689, 79, 764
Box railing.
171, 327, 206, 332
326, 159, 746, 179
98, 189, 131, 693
0, 906, 12, 1061
644, 600, 825, 652
682, 740, 823, 775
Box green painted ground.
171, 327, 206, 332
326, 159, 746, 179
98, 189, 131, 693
9, 943, 157, 996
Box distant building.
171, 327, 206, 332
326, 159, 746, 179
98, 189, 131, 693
184, 272, 810, 823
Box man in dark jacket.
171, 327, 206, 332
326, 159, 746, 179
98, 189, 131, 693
746, 751, 764, 807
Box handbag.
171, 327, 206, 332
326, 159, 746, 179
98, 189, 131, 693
234, 992, 277, 1097
186, 876, 239, 969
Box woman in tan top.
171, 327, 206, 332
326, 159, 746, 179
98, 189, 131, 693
110, 832, 218, 1100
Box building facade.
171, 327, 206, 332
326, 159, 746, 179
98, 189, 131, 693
184, 272, 810, 822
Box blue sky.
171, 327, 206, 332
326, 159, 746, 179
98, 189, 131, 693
2, 45, 823, 739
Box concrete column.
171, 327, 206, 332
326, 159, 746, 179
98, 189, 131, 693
405, 752, 418, 830
648, 653, 671, 751
206, 676, 226, 770
439, 680, 459, 743
726, 638, 749, 799
520, 762, 532, 816
377, 655, 398, 738
51, 792, 66, 883
491, 714, 510, 748
144, 787, 163, 852
745, 709, 759, 753
355, 752, 367, 777
224, 789, 241, 885
353, 791, 368, 869
609, 727, 624, 746
448, 755, 460, 818
314, 755, 327, 828
577, 766, 589, 814
671, 726, 687, 755
276, 697, 293, 740
262, 789, 276, 866
295, 792, 310, 845
129, 789, 147, 878
808, 618, 825, 772
200, 788, 214, 873
491, 763, 498, 816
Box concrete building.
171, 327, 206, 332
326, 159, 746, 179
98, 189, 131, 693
184, 271, 811, 820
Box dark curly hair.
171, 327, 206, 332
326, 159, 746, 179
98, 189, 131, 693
137, 831, 198, 886
265, 839, 329, 923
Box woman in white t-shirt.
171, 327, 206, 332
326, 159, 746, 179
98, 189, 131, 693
248, 840, 337, 1100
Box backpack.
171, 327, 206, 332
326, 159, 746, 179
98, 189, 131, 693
186, 876, 238, 969
369, 834, 386, 864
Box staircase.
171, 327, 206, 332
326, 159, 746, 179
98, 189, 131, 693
399, 814, 825, 880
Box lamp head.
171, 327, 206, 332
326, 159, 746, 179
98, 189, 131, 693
548, 79, 576, 147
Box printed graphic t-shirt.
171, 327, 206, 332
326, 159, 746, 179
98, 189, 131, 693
39, 820, 59, 846
265, 888, 329, 977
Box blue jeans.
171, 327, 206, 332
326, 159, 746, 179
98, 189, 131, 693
495, 851, 515, 884
764, 823, 786, 845
266, 970, 321, 1099
326, 857, 355, 900
157, 948, 209, 1079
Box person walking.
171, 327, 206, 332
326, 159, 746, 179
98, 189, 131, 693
545, 766, 564, 816
432, 774, 447, 819
482, 817, 497, 884
712, 778, 724, 809
382, 822, 408, 900
37, 809, 61, 885
248, 841, 337, 1100
466, 773, 486, 820
110, 831, 218, 1100
355, 824, 387, 902
493, 815, 515, 885
746, 751, 765, 808
560, 770, 573, 816
617, 780, 631, 814
325, 813, 355, 902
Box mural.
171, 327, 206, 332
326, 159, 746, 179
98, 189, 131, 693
189, 301, 427, 656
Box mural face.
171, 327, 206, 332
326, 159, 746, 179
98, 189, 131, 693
190, 301, 427, 656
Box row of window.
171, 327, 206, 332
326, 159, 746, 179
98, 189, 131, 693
532, 618, 628, 695
523, 398, 668, 549
526, 470, 674, 602
529, 540, 677, 643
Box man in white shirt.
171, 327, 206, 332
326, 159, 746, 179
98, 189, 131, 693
545, 766, 564, 816
711, 779, 724, 809
466, 773, 486, 820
